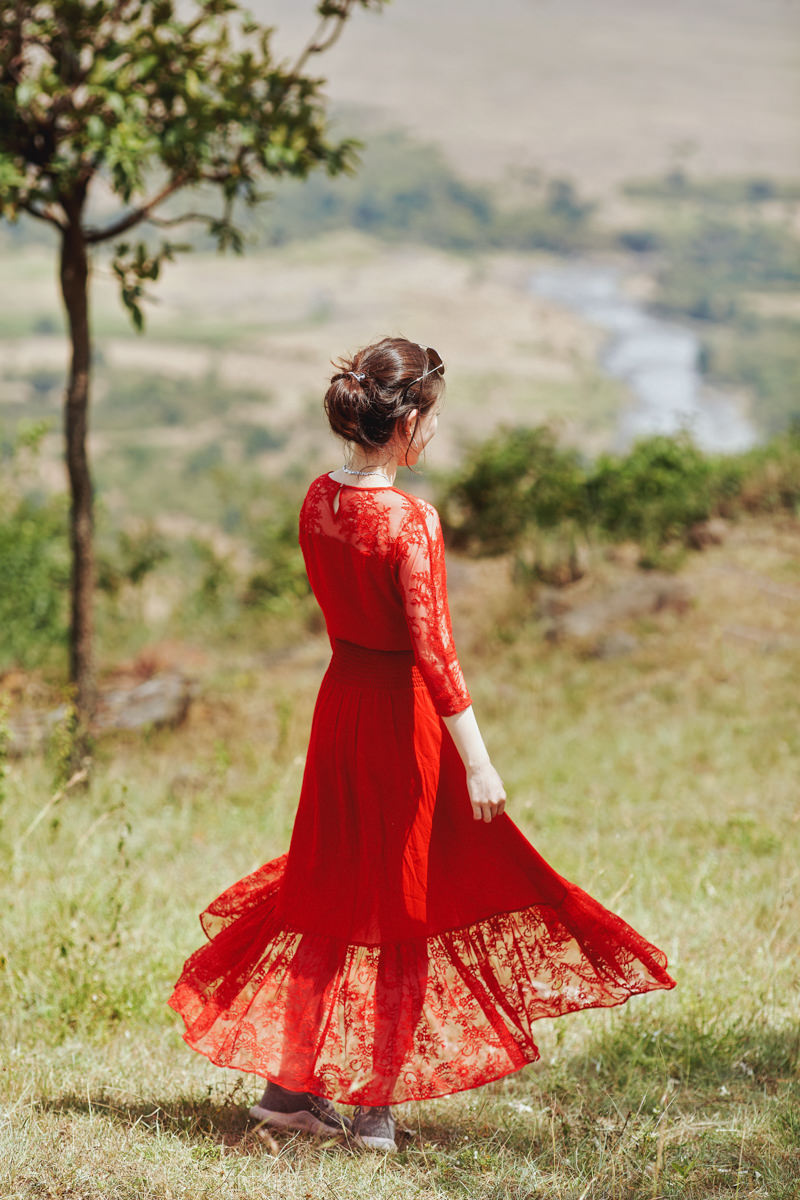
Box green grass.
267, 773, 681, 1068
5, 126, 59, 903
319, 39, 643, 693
2, 517, 799, 1198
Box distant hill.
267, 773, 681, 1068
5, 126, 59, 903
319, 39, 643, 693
258, 0, 800, 194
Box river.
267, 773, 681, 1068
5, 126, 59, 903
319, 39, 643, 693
529, 262, 758, 453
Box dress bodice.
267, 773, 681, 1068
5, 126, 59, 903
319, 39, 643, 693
299, 474, 471, 717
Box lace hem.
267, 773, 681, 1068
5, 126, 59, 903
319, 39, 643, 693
169, 874, 675, 1105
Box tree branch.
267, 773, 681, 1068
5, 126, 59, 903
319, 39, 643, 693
84, 174, 189, 243
199, 169, 231, 185
291, 3, 354, 78
20, 198, 67, 231
146, 211, 214, 228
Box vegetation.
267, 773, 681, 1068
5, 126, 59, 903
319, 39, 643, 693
1, 511, 798, 1198
0, 424, 69, 669
3, 366, 285, 452
615, 170, 800, 437
0, 0, 386, 733
622, 168, 800, 207
5, 423, 800, 673
258, 129, 599, 254
0, 407, 312, 673
440, 427, 800, 573
702, 319, 800, 438
652, 219, 800, 324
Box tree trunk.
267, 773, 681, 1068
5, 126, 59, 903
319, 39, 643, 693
59, 208, 95, 745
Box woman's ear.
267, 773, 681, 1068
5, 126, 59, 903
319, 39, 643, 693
404, 409, 419, 440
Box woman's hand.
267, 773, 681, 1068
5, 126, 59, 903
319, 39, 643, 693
441, 706, 507, 823
466, 760, 507, 823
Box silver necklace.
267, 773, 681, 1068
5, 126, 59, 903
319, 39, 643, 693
341, 463, 394, 485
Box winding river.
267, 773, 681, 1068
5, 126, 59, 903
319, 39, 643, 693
529, 262, 757, 453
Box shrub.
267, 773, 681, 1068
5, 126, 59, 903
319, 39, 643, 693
587, 435, 716, 550
440, 426, 588, 556
439, 425, 800, 578
242, 505, 310, 612
95, 525, 169, 598
730, 428, 800, 513
0, 426, 69, 668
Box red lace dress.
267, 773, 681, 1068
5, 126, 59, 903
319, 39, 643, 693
169, 474, 675, 1105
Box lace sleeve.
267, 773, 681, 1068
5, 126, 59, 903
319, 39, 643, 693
394, 499, 472, 717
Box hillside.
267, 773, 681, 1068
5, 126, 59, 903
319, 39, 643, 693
261, 0, 800, 193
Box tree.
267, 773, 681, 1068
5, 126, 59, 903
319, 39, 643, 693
0, 0, 384, 744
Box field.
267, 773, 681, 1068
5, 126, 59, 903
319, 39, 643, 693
0, 234, 624, 518
262, 0, 800, 193
2, 514, 798, 1199
2, 3, 799, 1193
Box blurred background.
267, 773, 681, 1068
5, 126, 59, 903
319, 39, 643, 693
2, 0, 799, 673
1, 3, 799, 1197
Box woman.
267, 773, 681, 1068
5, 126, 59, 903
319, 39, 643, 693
169, 337, 675, 1153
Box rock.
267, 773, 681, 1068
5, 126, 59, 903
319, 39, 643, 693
688, 518, 728, 550
545, 573, 692, 648
7, 705, 69, 757
93, 671, 193, 732
6, 671, 194, 756
534, 586, 574, 620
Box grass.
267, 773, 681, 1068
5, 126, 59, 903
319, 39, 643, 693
2, 515, 799, 1198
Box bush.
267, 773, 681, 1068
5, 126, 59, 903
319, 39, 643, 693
587, 435, 715, 550
617, 228, 664, 254
190, 468, 311, 616
440, 426, 589, 556
95, 525, 169, 598
235, 422, 287, 458
438, 425, 800, 577
729, 428, 800, 513
0, 426, 69, 668
242, 504, 310, 612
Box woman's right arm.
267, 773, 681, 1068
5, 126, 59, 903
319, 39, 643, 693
442, 705, 507, 823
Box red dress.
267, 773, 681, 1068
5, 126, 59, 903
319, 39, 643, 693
169, 474, 675, 1105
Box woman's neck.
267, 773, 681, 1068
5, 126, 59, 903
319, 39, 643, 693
342, 448, 399, 485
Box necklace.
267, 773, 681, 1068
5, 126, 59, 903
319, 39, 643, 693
341, 463, 394, 486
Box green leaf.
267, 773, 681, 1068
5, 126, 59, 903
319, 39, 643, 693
2, 1, 386, 329
106, 92, 126, 118
15, 80, 39, 109
86, 115, 106, 142
132, 54, 159, 81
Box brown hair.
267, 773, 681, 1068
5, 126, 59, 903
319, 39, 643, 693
324, 336, 445, 451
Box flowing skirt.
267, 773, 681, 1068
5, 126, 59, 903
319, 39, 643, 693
169, 640, 675, 1105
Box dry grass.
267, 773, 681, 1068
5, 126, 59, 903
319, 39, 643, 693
264, 0, 800, 192
2, 3, 799, 1190
0, 236, 625, 511
2, 514, 799, 1198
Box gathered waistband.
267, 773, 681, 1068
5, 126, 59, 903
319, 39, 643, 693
329, 639, 426, 690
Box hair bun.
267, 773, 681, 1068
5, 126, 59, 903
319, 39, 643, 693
324, 337, 445, 449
